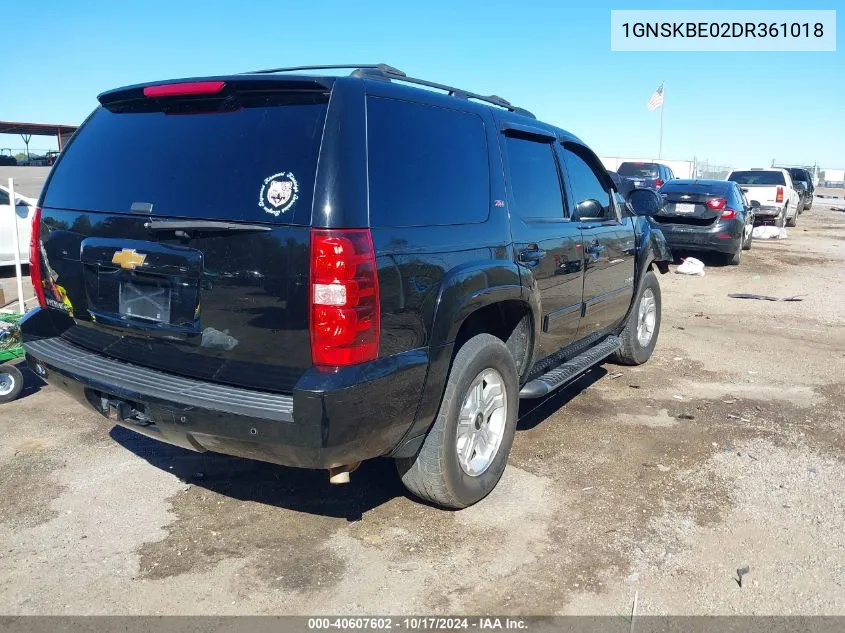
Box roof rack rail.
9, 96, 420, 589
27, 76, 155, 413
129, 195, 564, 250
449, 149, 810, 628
243, 63, 407, 77
242, 63, 535, 119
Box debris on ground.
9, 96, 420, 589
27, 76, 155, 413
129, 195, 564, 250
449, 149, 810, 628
736, 566, 751, 587
727, 413, 751, 422
676, 257, 705, 276
728, 293, 804, 302
608, 372, 624, 379
752, 226, 788, 240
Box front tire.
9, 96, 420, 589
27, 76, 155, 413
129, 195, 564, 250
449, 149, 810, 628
396, 333, 519, 509
612, 271, 661, 366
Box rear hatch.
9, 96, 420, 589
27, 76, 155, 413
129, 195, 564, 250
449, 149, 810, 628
35, 77, 332, 393
654, 187, 724, 227
617, 162, 662, 189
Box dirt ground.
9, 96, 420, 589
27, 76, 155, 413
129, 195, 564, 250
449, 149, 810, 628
1, 191, 844, 615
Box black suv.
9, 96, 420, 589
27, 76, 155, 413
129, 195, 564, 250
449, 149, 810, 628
782, 167, 814, 211
22, 64, 671, 508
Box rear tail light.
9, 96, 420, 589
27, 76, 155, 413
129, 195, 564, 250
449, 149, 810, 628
776, 186, 784, 203
310, 229, 380, 367
143, 81, 226, 98
706, 197, 727, 210
29, 207, 47, 309
655, 178, 664, 188
721, 208, 738, 220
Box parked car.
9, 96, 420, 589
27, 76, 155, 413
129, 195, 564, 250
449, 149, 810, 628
20, 64, 671, 508
0, 150, 17, 167
726, 168, 801, 228
654, 179, 756, 266
0, 185, 36, 267
617, 161, 676, 191
779, 167, 814, 211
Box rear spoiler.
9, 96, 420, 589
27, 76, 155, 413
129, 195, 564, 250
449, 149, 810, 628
98, 76, 334, 109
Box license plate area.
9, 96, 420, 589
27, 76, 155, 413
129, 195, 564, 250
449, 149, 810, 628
119, 281, 172, 323
674, 203, 696, 214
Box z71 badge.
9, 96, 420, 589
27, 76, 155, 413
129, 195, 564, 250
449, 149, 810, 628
258, 171, 299, 217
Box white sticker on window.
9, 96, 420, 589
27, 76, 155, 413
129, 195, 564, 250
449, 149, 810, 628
258, 172, 299, 216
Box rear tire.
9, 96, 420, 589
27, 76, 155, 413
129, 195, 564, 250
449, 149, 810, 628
786, 204, 798, 227
0, 365, 24, 403
742, 223, 753, 251
775, 207, 787, 228
612, 271, 661, 366
396, 333, 518, 509
726, 245, 742, 266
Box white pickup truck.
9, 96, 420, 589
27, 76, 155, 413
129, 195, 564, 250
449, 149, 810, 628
725, 168, 801, 228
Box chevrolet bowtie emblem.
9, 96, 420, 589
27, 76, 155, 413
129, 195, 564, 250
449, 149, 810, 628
111, 248, 147, 270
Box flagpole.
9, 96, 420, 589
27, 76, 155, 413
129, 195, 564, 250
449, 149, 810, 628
658, 82, 664, 159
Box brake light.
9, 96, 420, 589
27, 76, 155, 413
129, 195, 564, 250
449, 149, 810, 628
776, 186, 784, 203
655, 178, 664, 188
706, 197, 727, 210
310, 229, 380, 367
29, 207, 47, 309
721, 208, 738, 220
143, 81, 226, 98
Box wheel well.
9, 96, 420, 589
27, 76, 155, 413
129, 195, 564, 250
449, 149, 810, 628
452, 301, 533, 380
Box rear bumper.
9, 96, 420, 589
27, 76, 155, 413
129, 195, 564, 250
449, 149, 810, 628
753, 205, 783, 218
653, 220, 743, 254
22, 309, 427, 469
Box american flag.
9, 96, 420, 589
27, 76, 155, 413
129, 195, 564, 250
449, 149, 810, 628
647, 83, 664, 111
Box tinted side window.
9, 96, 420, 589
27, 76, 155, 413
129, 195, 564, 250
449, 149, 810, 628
561, 145, 612, 219
367, 97, 489, 227
503, 136, 565, 220
0, 189, 9, 205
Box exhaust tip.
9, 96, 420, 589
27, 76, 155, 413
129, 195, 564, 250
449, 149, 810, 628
328, 461, 361, 485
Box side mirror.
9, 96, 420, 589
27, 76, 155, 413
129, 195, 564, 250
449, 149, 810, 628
627, 188, 663, 216
750, 200, 761, 209
573, 198, 605, 221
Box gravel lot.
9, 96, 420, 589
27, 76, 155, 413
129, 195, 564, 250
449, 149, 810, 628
1, 185, 844, 615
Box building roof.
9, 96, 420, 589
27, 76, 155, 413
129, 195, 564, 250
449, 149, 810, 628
0, 121, 79, 137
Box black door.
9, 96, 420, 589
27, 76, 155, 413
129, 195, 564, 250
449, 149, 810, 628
503, 131, 584, 362
559, 143, 636, 337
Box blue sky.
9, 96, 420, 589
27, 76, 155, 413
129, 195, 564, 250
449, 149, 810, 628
1, 0, 842, 167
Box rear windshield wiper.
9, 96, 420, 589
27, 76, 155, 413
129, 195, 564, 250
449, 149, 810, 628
144, 220, 272, 233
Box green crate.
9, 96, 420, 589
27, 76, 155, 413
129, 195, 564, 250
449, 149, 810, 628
0, 313, 24, 363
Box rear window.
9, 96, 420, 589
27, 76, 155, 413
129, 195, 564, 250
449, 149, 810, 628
367, 97, 489, 227
728, 171, 786, 186
618, 162, 659, 178
660, 181, 729, 195
788, 169, 809, 184
43, 93, 329, 224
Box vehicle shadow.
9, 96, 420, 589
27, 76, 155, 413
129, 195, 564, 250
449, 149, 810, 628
109, 364, 609, 518
670, 249, 733, 268
517, 365, 608, 430
109, 425, 407, 521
